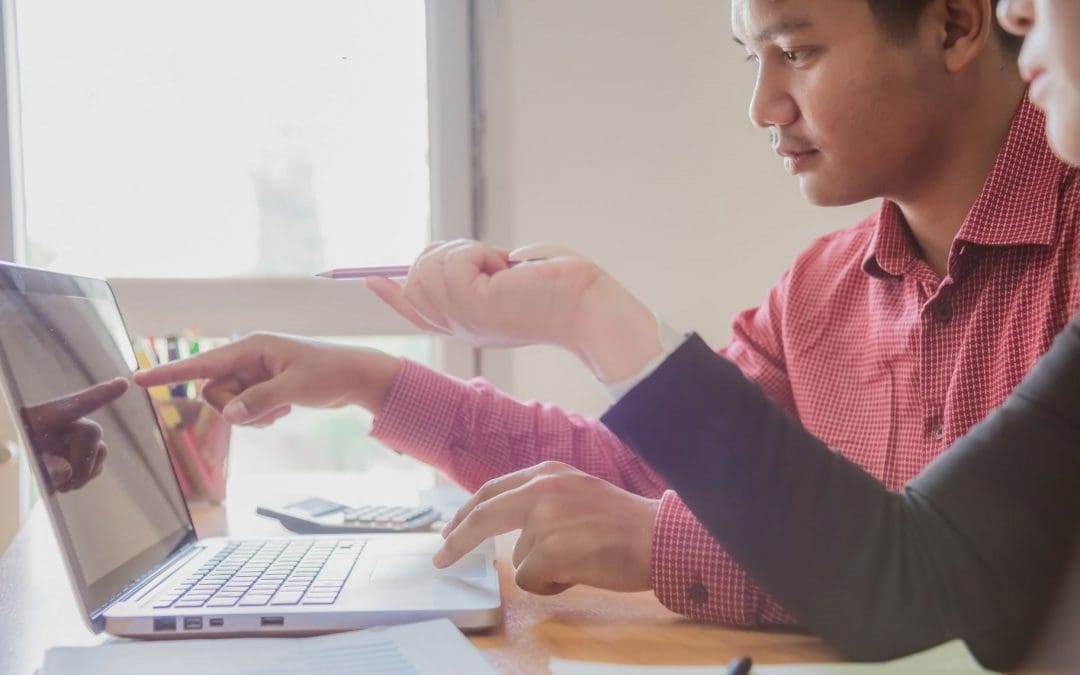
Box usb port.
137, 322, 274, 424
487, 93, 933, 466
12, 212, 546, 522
261, 616, 285, 627
209, 618, 224, 628
183, 617, 203, 630
153, 617, 177, 632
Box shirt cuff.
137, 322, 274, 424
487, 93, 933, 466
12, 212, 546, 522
651, 490, 758, 625
369, 358, 464, 468
603, 315, 689, 401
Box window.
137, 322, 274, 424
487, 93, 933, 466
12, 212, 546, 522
0, 0, 476, 516
16, 0, 431, 278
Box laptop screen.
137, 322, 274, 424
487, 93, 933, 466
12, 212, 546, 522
0, 264, 193, 626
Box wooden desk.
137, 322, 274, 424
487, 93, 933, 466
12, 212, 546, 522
0, 472, 843, 674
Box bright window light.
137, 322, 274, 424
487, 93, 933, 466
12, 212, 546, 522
15, 0, 430, 278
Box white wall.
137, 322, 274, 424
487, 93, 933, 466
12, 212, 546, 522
475, 0, 873, 415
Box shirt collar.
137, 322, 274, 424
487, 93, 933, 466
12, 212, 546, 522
863, 97, 1068, 279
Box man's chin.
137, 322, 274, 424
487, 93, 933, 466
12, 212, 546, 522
797, 175, 875, 208
1046, 106, 1080, 167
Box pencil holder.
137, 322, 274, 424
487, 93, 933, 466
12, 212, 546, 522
153, 398, 231, 504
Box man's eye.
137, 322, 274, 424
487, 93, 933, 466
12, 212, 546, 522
744, 52, 759, 64
780, 48, 816, 64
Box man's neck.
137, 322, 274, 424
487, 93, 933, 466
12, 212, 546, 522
893, 81, 1028, 280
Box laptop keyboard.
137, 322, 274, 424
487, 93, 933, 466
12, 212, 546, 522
153, 539, 364, 610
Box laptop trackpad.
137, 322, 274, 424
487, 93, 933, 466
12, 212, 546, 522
369, 554, 486, 583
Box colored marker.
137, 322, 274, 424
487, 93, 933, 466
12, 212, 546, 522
165, 336, 187, 398
187, 328, 201, 399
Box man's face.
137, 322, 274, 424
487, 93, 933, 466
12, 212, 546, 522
732, 0, 949, 206
999, 0, 1080, 165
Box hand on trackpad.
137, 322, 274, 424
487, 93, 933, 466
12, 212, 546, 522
370, 554, 486, 583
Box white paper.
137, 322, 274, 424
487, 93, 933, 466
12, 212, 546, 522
41, 619, 496, 675
550, 640, 995, 675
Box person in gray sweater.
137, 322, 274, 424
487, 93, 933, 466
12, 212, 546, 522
602, 3, 1080, 669
602, 322, 1080, 671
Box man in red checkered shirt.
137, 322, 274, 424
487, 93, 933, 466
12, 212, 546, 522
138, 0, 1080, 626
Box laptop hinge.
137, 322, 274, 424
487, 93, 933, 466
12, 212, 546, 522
110, 540, 204, 606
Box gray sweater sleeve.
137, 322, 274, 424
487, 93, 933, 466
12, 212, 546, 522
600, 320, 1080, 672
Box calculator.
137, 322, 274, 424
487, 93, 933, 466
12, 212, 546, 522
256, 497, 441, 534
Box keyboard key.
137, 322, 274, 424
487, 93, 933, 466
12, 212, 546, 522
174, 599, 209, 608
206, 596, 240, 607
238, 595, 272, 606
270, 592, 304, 605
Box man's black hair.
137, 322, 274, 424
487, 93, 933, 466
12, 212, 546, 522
867, 0, 1023, 54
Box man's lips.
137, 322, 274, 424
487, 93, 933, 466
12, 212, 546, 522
1021, 64, 1045, 84
1025, 68, 1049, 105
774, 145, 821, 174
775, 147, 817, 158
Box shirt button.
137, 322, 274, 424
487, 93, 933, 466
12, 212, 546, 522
687, 583, 709, 606
932, 301, 953, 324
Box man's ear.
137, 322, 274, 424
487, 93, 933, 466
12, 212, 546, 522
933, 0, 995, 73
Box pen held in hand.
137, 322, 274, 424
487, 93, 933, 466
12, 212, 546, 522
315, 259, 543, 280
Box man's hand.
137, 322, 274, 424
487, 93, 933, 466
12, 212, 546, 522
433, 461, 659, 595
22, 377, 129, 493
132, 333, 402, 424
366, 240, 663, 382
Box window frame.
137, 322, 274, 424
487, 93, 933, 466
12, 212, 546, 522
0, 0, 479, 525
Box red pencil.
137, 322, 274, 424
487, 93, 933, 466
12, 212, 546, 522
315, 259, 539, 280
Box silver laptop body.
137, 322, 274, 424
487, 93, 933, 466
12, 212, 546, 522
0, 262, 500, 638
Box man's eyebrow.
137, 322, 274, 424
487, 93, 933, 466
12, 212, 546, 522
733, 17, 814, 46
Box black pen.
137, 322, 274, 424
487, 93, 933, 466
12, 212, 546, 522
726, 656, 753, 675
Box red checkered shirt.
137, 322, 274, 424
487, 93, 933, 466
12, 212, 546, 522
371, 98, 1080, 626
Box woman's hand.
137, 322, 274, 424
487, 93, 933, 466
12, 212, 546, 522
367, 240, 663, 382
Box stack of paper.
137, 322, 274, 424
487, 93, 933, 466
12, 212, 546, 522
40, 619, 496, 675
550, 640, 995, 674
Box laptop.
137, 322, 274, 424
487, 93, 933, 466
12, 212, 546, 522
0, 262, 501, 638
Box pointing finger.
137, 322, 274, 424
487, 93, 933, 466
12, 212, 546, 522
133, 342, 250, 387
441, 467, 537, 537
433, 484, 534, 568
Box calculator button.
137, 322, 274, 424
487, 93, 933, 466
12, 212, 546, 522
290, 498, 346, 517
